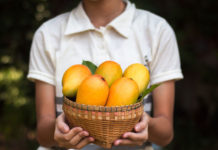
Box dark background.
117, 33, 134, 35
0, 0, 217, 149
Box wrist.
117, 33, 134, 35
147, 114, 154, 142
146, 113, 152, 128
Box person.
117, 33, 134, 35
27, 0, 183, 149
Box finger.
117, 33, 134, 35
122, 127, 148, 142
55, 130, 85, 148
63, 127, 83, 141
74, 137, 95, 149
54, 122, 70, 143
69, 130, 89, 145
56, 113, 70, 133
134, 112, 149, 132
114, 139, 141, 146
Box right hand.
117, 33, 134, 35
54, 113, 95, 149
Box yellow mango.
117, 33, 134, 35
123, 63, 150, 94
95, 60, 122, 87
62, 64, 92, 98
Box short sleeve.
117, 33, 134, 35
27, 25, 55, 85
149, 21, 183, 85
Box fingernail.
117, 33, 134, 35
115, 140, 120, 146
64, 126, 69, 132
135, 125, 140, 131
90, 137, 94, 141
123, 133, 128, 138
77, 127, 83, 130
83, 131, 89, 136
77, 127, 82, 131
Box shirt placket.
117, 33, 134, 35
90, 28, 112, 64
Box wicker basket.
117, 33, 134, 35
62, 97, 144, 149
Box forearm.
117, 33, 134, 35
35, 80, 57, 147
148, 115, 173, 146
148, 81, 175, 146
37, 116, 57, 147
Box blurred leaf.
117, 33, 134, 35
82, 60, 97, 74
139, 84, 160, 102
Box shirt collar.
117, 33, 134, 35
108, 0, 135, 38
64, 2, 95, 35
64, 0, 135, 38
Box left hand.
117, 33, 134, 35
113, 112, 150, 146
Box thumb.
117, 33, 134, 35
135, 112, 150, 132
56, 113, 70, 133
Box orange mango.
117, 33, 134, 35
106, 77, 139, 106
76, 74, 109, 106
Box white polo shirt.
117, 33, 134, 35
28, 0, 183, 149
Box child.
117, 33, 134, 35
27, 0, 183, 149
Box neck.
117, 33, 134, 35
82, 0, 126, 28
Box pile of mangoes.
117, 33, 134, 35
62, 61, 150, 106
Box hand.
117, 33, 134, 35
54, 113, 95, 149
114, 112, 150, 146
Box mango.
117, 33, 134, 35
76, 74, 109, 106
62, 64, 92, 98
106, 77, 139, 106
95, 60, 122, 87
123, 63, 150, 94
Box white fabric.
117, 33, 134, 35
37, 146, 52, 150
28, 0, 183, 149
27, 0, 183, 97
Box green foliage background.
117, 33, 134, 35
0, 0, 217, 149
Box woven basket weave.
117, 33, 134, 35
62, 97, 144, 149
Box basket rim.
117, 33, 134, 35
64, 96, 144, 112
